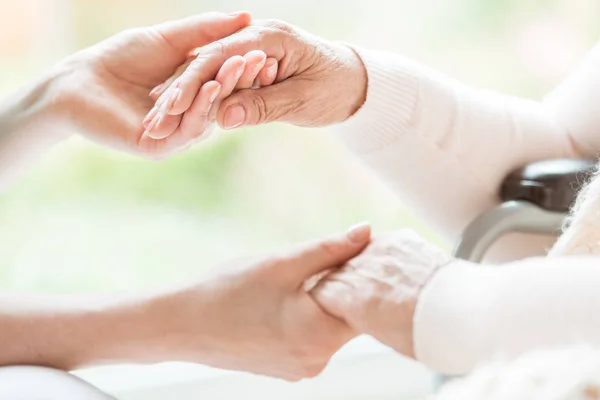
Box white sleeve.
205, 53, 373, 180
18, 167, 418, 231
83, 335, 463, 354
333, 44, 600, 259
414, 256, 600, 374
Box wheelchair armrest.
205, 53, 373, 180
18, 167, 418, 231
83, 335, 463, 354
500, 158, 597, 213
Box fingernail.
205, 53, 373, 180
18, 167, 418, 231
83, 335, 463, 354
345, 222, 371, 244
166, 87, 181, 114
266, 61, 277, 79
223, 105, 246, 129
209, 85, 221, 103
149, 84, 164, 98
229, 11, 246, 17
143, 106, 158, 128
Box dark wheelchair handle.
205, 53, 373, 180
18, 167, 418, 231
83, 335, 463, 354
500, 158, 597, 213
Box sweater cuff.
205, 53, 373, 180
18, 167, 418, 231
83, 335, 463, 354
413, 261, 495, 375
333, 47, 420, 154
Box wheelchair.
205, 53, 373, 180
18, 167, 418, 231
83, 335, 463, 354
435, 157, 597, 388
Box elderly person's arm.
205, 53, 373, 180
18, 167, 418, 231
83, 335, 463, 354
150, 21, 600, 260
311, 230, 600, 375
330, 45, 600, 260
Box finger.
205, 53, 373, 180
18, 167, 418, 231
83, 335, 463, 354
142, 106, 182, 140
279, 222, 371, 285
142, 105, 159, 129
155, 54, 245, 128
217, 79, 304, 129
310, 273, 357, 320
178, 81, 221, 140
153, 11, 251, 56
149, 57, 194, 101
236, 50, 267, 89
138, 116, 208, 159
146, 55, 244, 140
255, 57, 278, 87
203, 54, 247, 123
214, 55, 247, 96
157, 26, 287, 116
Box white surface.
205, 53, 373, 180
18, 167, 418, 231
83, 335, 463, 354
74, 336, 433, 399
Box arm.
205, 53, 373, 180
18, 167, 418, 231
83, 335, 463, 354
332, 45, 600, 259
0, 12, 255, 180
312, 230, 600, 375
0, 224, 370, 378
0, 291, 164, 369
0, 68, 73, 189
415, 255, 600, 374
148, 20, 599, 259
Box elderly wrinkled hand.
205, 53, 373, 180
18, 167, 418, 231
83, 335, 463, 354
310, 230, 452, 358
144, 19, 368, 142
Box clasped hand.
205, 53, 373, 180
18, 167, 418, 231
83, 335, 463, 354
47, 12, 451, 380
170, 223, 451, 381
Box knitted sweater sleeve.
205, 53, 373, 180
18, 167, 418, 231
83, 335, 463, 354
333, 44, 600, 260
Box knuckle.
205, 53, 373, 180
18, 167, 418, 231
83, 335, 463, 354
210, 40, 228, 58
318, 240, 341, 260
262, 19, 295, 34
186, 58, 204, 76
193, 41, 227, 65
249, 94, 269, 124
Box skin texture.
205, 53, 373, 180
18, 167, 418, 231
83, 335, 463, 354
311, 230, 452, 358
143, 50, 278, 141
146, 19, 368, 141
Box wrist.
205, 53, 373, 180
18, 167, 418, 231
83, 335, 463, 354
0, 60, 79, 188
69, 281, 217, 368
1, 61, 76, 142
51, 292, 168, 369
333, 42, 368, 122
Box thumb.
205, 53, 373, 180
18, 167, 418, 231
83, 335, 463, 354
153, 12, 251, 56
217, 81, 305, 129
282, 222, 371, 285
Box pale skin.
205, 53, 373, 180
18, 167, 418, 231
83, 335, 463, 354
1, 9, 457, 378
145, 18, 459, 361
0, 11, 377, 380
0, 224, 370, 379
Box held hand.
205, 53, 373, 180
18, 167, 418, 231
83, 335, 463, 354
147, 19, 368, 141
310, 230, 451, 358
56, 12, 251, 159
143, 50, 279, 142
153, 223, 371, 380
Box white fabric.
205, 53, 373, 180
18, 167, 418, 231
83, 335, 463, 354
335, 43, 600, 374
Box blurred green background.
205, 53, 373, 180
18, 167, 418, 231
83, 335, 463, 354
0, 0, 598, 293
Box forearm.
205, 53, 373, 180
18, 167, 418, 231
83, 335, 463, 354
0, 291, 174, 369
414, 256, 600, 374
0, 65, 74, 189
334, 47, 589, 254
